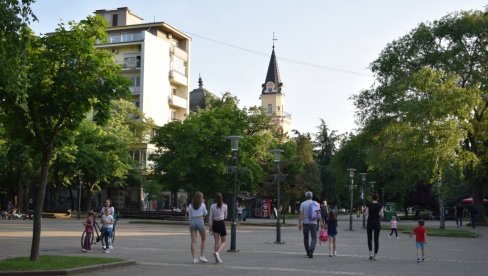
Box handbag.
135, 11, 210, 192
319, 228, 328, 243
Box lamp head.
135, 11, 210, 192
360, 172, 367, 181
226, 135, 243, 151
347, 168, 356, 178
271, 149, 284, 162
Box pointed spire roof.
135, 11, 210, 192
262, 46, 282, 94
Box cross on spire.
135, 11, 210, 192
272, 32, 278, 48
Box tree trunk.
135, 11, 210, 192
471, 182, 486, 221
85, 182, 93, 212
17, 171, 24, 212
30, 148, 52, 261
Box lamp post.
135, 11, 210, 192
226, 135, 243, 252
77, 172, 84, 220
359, 173, 367, 229
347, 168, 356, 231
437, 172, 445, 229
369, 181, 376, 194
271, 148, 284, 244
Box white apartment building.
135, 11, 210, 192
95, 7, 191, 171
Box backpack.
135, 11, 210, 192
308, 201, 320, 220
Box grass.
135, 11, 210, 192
383, 224, 479, 238
0, 255, 124, 271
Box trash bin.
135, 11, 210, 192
384, 202, 397, 221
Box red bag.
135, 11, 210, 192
319, 228, 328, 243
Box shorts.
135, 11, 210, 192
189, 218, 205, 232
211, 220, 227, 236
416, 242, 425, 249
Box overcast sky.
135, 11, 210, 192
30, 0, 487, 136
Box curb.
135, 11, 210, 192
0, 260, 136, 275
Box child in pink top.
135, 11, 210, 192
82, 210, 94, 252
388, 215, 399, 239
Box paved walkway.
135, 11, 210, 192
0, 215, 486, 276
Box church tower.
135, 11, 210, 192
260, 44, 291, 136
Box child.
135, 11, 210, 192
101, 208, 114, 253
327, 210, 338, 257
410, 219, 427, 263
82, 211, 94, 252
388, 215, 399, 239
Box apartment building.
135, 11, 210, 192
95, 7, 190, 172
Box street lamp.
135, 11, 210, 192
77, 172, 84, 220
347, 168, 356, 231
437, 172, 445, 229
359, 173, 367, 229
226, 135, 243, 252
271, 148, 284, 244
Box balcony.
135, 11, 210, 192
169, 70, 187, 86
168, 94, 187, 109
129, 86, 140, 94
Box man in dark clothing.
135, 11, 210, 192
455, 204, 464, 227
468, 205, 478, 228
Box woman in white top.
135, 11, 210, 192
101, 199, 115, 217
208, 193, 227, 264
187, 191, 208, 264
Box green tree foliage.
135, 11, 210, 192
0, 14, 129, 260
353, 8, 488, 218
151, 93, 275, 198
314, 119, 342, 202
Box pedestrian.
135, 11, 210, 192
388, 215, 399, 239
410, 219, 427, 263
298, 191, 324, 258
468, 204, 478, 228
365, 193, 384, 260
208, 193, 227, 264
321, 200, 329, 225
327, 210, 338, 257
188, 191, 208, 264
101, 199, 115, 217
82, 210, 95, 252
101, 207, 114, 253
455, 203, 464, 227
237, 203, 244, 223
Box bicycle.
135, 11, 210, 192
81, 215, 117, 249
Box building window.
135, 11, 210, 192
112, 14, 118, 27
124, 55, 141, 68
267, 104, 273, 115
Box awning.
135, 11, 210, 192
461, 197, 488, 204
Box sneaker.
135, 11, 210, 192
199, 256, 208, 263
81, 249, 87, 252
388, 235, 391, 239
416, 258, 420, 263
334, 251, 337, 256
104, 250, 111, 253
213, 252, 222, 263
192, 259, 199, 264
102, 246, 106, 250
396, 237, 399, 240
109, 245, 113, 250
369, 256, 373, 260
422, 258, 425, 262
329, 253, 333, 257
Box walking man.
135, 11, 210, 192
298, 191, 324, 258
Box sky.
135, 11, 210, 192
30, 0, 487, 135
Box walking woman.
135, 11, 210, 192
208, 193, 227, 264
366, 193, 384, 260
188, 192, 208, 264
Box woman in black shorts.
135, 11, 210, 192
208, 193, 228, 264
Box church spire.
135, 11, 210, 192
261, 45, 282, 94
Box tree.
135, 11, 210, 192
353, 8, 488, 219
314, 119, 342, 201
0, 15, 129, 260
151, 93, 275, 198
